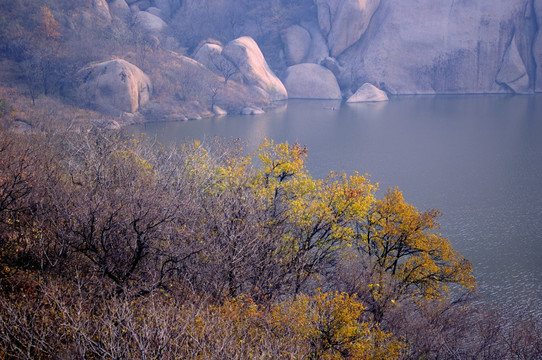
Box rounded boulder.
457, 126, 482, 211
76, 59, 152, 114
283, 63, 342, 99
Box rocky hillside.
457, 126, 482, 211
0, 0, 540, 127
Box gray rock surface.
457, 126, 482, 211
212, 105, 227, 115
302, 21, 330, 63
347, 83, 388, 102
153, 0, 180, 18
133, 9, 168, 33
146, 7, 167, 21
315, 0, 339, 36
320, 57, 342, 78
92, 0, 112, 23
77, 59, 152, 114
341, 0, 533, 94
222, 36, 288, 101
323, 0, 381, 57
108, 0, 130, 20
193, 43, 234, 77
282, 25, 312, 65
496, 35, 530, 94
133, 0, 151, 10
283, 63, 341, 99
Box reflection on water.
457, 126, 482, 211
128, 95, 542, 315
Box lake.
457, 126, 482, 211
128, 94, 542, 315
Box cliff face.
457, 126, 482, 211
178, 0, 540, 95
336, 0, 539, 94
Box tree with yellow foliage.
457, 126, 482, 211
351, 187, 476, 322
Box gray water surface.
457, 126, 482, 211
128, 95, 542, 314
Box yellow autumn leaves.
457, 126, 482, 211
0, 130, 476, 359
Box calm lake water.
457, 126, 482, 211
128, 95, 542, 314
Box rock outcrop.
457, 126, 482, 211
316, 0, 381, 57
222, 36, 288, 101
92, 0, 112, 24
283, 63, 341, 99
108, 0, 130, 20
496, 35, 530, 94
340, 0, 534, 94
153, 0, 180, 18
302, 21, 330, 64
146, 7, 168, 21
193, 42, 237, 79
282, 25, 312, 65
347, 83, 388, 102
76, 59, 152, 114
282, 21, 330, 65
133, 10, 168, 34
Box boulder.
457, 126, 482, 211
92, 0, 112, 24
316, 0, 381, 57
495, 35, 530, 93
222, 36, 288, 101
133, 10, 168, 33
314, 0, 340, 36
108, 0, 130, 20
283, 63, 341, 99
146, 7, 167, 21
341, 0, 533, 94
282, 25, 312, 65
76, 59, 152, 114
212, 105, 227, 115
320, 57, 342, 78
153, 0, 177, 17
133, 0, 151, 10
302, 21, 330, 64
347, 83, 388, 102
193, 43, 234, 77
534, 0, 542, 92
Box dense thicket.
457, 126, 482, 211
0, 126, 540, 359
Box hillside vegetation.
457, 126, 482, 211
0, 0, 312, 129
1, 1, 542, 358
0, 119, 541, 358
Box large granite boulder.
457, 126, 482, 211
76, 59, 152, 114
340, 0, 534, 94
283, 63, 341, 99
315, 0, 381, 57
132, 0, 151, 11
108, 0, 130, 20
146, 7, 168, 21
347, 83, 388, 102
282, 25, 312, 65
282, 22, 330, 65
78, 0, 112, 27
302, 21, 330, 64
153, 0, 181, 18
193, 42, 237, 79
222, 36, 288, 101
92, 0, 112, 23
133, 10, 168, 33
